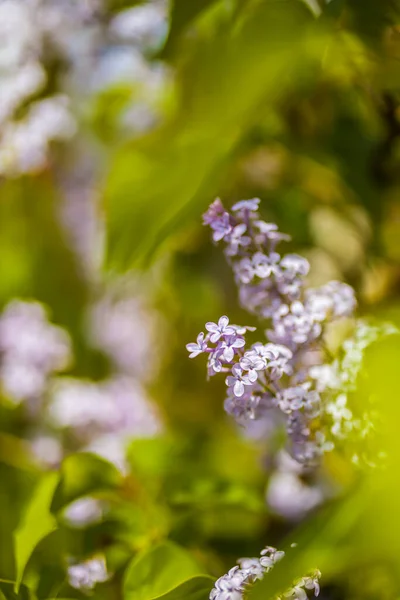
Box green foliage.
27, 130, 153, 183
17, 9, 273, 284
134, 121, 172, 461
105, 0, 315, 269
1, 0, 400, 598
123, 541, 208, 600
13, 474, 59, 592
51, 453, 123, 512
0, 580, 37, 600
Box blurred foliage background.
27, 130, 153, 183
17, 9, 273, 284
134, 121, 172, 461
0, 0, 400, 599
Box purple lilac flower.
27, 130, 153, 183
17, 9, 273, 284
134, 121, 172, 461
0, 300, 71, 404
209, 545, 320, 600
186, 332, 208, 358
226, 224, 251, 256
224, 391, 261, 422
220, 335, 246, 362
226, 363, 257, 397
189, 198, 361, 466
231, 197, 260, 212
68, 556, 109, 590
205, 315, 236, 343
203, 197, 225, 225
240, 349, 267, 380
305, 281, 356, 321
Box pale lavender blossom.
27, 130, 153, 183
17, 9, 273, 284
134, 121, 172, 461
210, 212, 233, 242
226, 224, 251, 256
252, 251, 281, 279
240, 350, 267, 380
226, 364, 256, 397
224, 391, 261, 422
192, 198, 362, 466
232, 197, 260, 213
220, 335, 246, 362
205, 316, 235, 343
209, 545, 320, 600
270, 302, 321, 349
186, 332, 208, 358
305, 281, 356, 321
64, 497, 104, 528
0, 300, 71, 403
68, 556, 109, 590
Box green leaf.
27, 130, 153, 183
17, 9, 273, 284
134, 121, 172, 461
0, 580, 36, 600
13, 474, 59, 592
105, 0, 315, 270
123, 541, 205, 600
51, 452, 123, 513
154, 576, 214, 600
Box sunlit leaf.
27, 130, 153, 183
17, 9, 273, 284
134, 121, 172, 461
123, 541, 204, 600
0, 579, 36, 600
153, 576, 214, 600
105, 0, 315, 270
51, 453, 123, 513
13, 474, 59, 592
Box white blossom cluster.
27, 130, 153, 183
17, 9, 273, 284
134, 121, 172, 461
0, 0, 169, 176
0, 299, 163, 474
210, 545, 320, 600
0, 300, 71, 404
68, 555, 109, 591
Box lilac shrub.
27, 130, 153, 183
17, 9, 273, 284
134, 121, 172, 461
187, 198, 374, 466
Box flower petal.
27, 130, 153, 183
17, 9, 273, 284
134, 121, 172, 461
234, 380, 245, 397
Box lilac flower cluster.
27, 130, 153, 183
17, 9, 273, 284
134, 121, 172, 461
0, 300, 71, 404
68, 556, 109, 591
188, 198, 358, 465
210, 544, 320, 600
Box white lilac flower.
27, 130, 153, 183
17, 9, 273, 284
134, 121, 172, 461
259, 546, 285, 570
280, 254, 310, 278
89, 288, 164, 381
0, 300, 71, 403
234, 257, 255, 284
63, 498, 104, 528
186, 332, 208, 358
224, 392, 261, 422
209, 545, 320, 600
207, 348, 225, 375
210, 213, 233, 243
252, 251, 280, 279
240, 350, 267, 380
226, 224, 251, 256
68, 556, 109, 590
231, 198, 260, 212
205, 316, 236, 343
326, 394, 353, 438
49, 376, 162, 450
267, 470, 323, 520
305, 281, 356, 322
30, 435, 64, 469
226, 364, 256, 397
270, 302, 321, 349
109, 1, 168, 50
220, 335, 246, 362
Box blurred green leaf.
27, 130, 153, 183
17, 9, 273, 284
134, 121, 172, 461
51, 453, 123, 513
0, 580, 36, 600
13, 474, 59, 592
152, 576, 214, 600
105, 0, 315, 270
123, 541, 205, 600
250, 332, 400, 598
